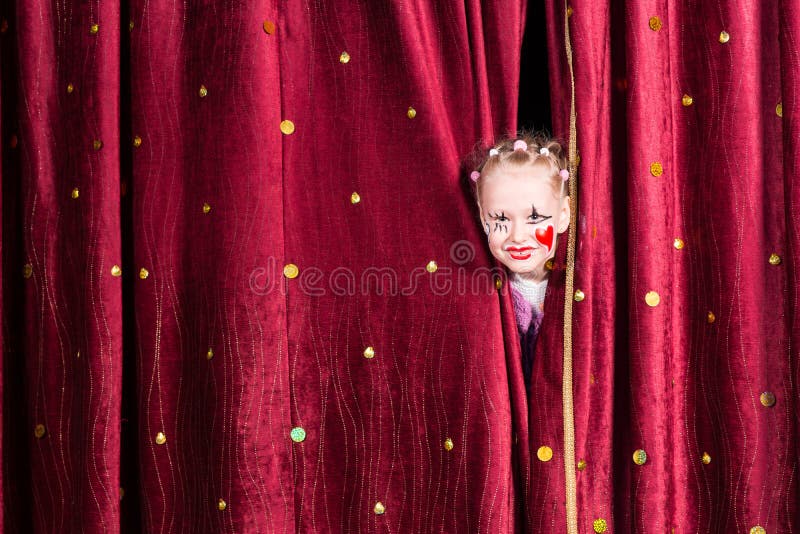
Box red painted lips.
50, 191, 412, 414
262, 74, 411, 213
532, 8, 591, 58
507, 246, 533, 260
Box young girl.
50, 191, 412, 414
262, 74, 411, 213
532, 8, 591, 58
470, 132, 570, 393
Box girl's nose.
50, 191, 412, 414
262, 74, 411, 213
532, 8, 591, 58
510, 223, 529, 244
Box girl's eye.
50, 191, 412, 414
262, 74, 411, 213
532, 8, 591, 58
528, 214, 552, 225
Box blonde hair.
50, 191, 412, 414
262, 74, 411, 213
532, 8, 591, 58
473, 131, 568, 212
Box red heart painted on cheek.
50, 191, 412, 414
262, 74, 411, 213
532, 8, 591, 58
534, 225, 554, 252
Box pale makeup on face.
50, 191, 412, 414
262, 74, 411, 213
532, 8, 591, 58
479, 164, 570, 283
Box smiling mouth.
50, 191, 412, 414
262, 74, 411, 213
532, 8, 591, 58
506, 246, 534, 260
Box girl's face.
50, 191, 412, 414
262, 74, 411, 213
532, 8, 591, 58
479, 164, 570, 282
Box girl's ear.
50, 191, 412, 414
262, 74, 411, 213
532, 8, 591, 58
557, 196, 571, 234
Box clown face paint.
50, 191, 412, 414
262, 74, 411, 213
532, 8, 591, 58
479, 164, 570, 282
534, 224, 555, 252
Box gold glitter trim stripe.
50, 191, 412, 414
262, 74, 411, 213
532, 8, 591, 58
562, 1, 579, 533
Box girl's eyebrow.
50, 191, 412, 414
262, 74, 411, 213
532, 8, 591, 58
530, 204, 553, 218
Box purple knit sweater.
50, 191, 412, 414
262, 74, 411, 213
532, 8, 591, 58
510, 283, 544, 395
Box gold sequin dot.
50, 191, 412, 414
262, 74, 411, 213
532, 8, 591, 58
750, 527, 766, 534
719, 30, 730, 43
768, 253, 781, 265
593, 518, 608, 533
90, 23, 99, 34
283, 263, 299, 279
206, 347, 214, 360
760, 391, 776, 407
537, 445, 553, 462
290, 427, 306, 442
706, 311, 716, 324
139, 268, 149, 279
494, 276, 503, 290
119, 487, 125, 500
632, 449, 647, 465
199, 85, 208, 98
681, 94, 693, 106
23, 263, 33, 278
650, 161, 663, 177
373, 501, 386, 515
339, 51, 351, 63
129, 20, 134, 32
111, 265, 122, 277
280, 119, 295, 135
202, 202, 211, 214
645, 291, 660, 307
407, 106, 417, 119
574, 289, 585, 302
350, 192, 361, 204
363, 346, 375, 359
649, 16, 663, 31
71, 187, 80, 199
443, 438, 454, 451
34, 424, 46, 438
776, 102, 783, 118
10, 134, 18, 148
577, 459, 587, 471
217, 498, 227, 511
155, 431, 166, 445
701, 451, 711, 464
426, 260, 438, 273
545, 259, 555, 271
67, 83, 74, 94
567, 5, 573, 17
93, 139, 103, 151
133, 135, 142, 148
673, 237, 685, 250
263, 20, 276, 34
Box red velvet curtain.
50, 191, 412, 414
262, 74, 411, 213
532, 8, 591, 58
536, 0, 800, 532
2, 0, 799, 532
0, 0, 530, 532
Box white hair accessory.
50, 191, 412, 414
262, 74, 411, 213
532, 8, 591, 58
539, 147, 550, 156
489, 148, 499, 156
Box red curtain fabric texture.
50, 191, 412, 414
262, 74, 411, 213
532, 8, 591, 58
1, 0, 799, 533
537, 0, 800, 532
1, 0, 529, 532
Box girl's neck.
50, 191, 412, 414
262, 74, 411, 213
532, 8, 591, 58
512, 268, 549, 285
510, 271, 549, 309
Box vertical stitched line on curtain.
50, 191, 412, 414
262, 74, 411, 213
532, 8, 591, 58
273, 1, 296, 530
562, 0, 579, 532
664, 0, 679, 524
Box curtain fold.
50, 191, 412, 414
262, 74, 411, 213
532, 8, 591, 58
2, 2, 125, 532
541, 0, 800, 531
1, 1, 529, 531
3, 0, 800, 532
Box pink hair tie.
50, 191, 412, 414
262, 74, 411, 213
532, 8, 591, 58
513, 140, 528, 151
559, 169, 569, 181
470, 171, 480, 182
